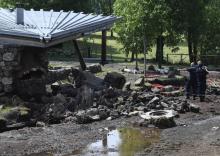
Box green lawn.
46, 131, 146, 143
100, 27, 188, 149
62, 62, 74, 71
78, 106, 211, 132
48, 31, 189, 64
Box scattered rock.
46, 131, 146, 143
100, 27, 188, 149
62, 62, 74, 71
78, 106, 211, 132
3, 52, 16, 61
148, 97, 160, 108
148, 65, 156, 71
190, 104, 200, 113
2, 77, 13, 85
53, 93, 67, 104
151, 87, 161, 94
36, 121, 46, 127
163, 85, 174, 92
134, 77, 145, 86
75, 110, 92, 124
123, 82, 131, 91
47, 103, 66, 124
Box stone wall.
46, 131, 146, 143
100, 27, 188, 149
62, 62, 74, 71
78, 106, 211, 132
0, 43, 49, 96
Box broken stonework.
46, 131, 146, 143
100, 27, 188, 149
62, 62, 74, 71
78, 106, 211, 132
3, 52, 17, 61
2, 77, 13, 85
0, 44, 49, 95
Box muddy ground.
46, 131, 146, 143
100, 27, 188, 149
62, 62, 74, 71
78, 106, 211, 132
0, 62, 220, 156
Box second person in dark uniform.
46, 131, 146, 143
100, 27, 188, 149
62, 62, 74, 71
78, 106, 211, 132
196, 61, 209, 102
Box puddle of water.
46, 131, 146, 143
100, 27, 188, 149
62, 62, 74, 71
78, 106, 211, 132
78, 127, 160, 156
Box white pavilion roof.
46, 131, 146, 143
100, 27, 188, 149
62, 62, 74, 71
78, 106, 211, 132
0, 8, 119, 47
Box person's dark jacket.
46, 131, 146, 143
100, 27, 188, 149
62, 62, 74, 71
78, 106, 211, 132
196, 64, 209, 96
185, 65, 197, 96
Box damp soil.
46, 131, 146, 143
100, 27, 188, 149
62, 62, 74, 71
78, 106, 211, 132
0, 62, 220, 156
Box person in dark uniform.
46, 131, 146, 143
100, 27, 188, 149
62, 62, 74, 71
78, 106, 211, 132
196, 61, 209, 102
185, 62, 197, 100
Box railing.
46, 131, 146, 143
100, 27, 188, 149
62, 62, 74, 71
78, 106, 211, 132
166, 54, 189, 64
166, 54, 220, 65
200, 55, 220, 66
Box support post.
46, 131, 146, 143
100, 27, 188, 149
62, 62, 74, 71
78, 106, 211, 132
73, 40, 86, 70
143, 35, 147, 76
135, 51, 139, 70
101, 30, 107, 65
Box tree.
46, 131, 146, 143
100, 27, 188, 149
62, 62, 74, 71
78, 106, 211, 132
166, 0, 207, 63
114, 0, 175, 67
0, 0, 92, 12
201, 0, 220, 55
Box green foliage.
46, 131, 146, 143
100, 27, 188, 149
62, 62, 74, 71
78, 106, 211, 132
91, 0, 115, 15
0, 0, 92, 12
114, 0, 179, 56
114, 0, 166, 53
201, 0, 220, 54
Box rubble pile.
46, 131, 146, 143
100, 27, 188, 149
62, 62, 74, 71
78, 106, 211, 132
0, 68, 201, 132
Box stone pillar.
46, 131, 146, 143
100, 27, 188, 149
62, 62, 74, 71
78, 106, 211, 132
0, 44, 21, 93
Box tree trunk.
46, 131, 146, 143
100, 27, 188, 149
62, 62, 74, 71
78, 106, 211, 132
130, 52, 135, 62
110, 30, 114, 37
156, 35, 164, 68
135, 51, 139, 70
156, 37, 160, 62
161, 36, 164, 62
193, 41, 198, 63
187, 31, 193, 63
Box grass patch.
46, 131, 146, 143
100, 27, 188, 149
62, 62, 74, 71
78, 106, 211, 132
0, 106, 30, 118
48, 31, 189, 64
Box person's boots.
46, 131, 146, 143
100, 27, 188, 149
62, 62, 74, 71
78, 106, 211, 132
200, 96, 205, 102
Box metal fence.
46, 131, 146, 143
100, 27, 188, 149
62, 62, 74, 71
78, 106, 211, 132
166, 54, 189, 64
166, 54, 220, 65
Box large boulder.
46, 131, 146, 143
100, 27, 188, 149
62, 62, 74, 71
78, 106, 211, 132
46, 103, 66, 124
139, 110, 177, 128
104, 72, 126, 89
51, 83, 78, 97
72, 68, 104, 90
47, 68, 71, 84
